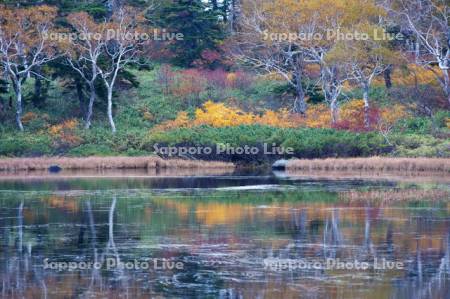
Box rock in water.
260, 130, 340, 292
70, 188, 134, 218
272, 159, 288, 171
48, 165, 62, 173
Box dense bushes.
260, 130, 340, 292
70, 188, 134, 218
143, 125, 393, 163
390, 134, 450, 157
0, 126, 148, 157
0, 134, 52, 157
1, 123, 448, 161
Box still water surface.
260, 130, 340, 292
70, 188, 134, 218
0, 173, 448, 298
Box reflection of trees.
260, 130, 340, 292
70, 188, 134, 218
392, 229, 450, 299
0, 196, 131, 298
323, 209, 343, 258
85, 200, 101, 291
1, 200, 48, 298
100, 197, 128, 290
0, 193, 449, 298
83, 196, 128, 296
363, 207, 373, 254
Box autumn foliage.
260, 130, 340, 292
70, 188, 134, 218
48, 119, 83, 148
152, 100, 409, 132
156, 65, 254, 105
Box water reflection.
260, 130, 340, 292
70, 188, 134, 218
0, 176, 448, 298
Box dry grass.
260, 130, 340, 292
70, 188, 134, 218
0, 168, 235, 180
277, 171, 450, 183
286, 157, 450, 174
0, 156, 234, 172
339, 189, 450, 202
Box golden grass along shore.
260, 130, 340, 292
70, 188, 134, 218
286, 157, 450, 174
0, 156, 234, 172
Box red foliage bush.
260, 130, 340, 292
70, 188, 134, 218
333, 106, 381, 132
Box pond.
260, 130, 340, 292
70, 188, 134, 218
0, 172, 448, 298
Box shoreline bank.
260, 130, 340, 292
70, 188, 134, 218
0, 156, 235, 172
1, 157, 449, 180
285, 157, 450, 174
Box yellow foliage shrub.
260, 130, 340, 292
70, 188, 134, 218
378, 104, 408, 132
152, 111, 191, 132
152, 101, 301, 131
255, 109, 293, 127
151, 99, 408, 132
193, 101, 254, 127
391, 64, 439, 86
302, 104, 331, 128
339, 99, 366, 127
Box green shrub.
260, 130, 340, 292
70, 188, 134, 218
389, 134, 439, 149
143, 125, 393, 161
433, 110, 450, 129
395, 117, 433, 134
390, 134, 450, 157
0, 133, 52, 157
66, 144, 118, 157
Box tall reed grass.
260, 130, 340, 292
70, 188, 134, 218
0, 156, 234, 172
286, 157, 450, 174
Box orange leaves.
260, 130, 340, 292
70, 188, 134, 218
21, 112, 38, 124
46, 196, 79, 213
0, 5, 58, 56
48, 119, 82, 147
152, 111, 191, 132
334, 99, 409, 132
48, 119, 78, 136
65, 11, 108, 57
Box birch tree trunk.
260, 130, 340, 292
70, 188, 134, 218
330, 96, 339, 125
362, 84, 370, 129
293, 70, 307, 114
106, 87, 116, 133
442, 68, 450, 106
12, 78, 24, 131
85, 82, 96, 129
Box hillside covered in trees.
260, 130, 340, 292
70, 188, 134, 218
0, 0, 449, 161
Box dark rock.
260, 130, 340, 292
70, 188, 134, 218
48, 165, 62, 173
272, 159, 288, 170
